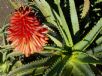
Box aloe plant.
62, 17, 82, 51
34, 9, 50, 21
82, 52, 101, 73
0, 0, 102, 76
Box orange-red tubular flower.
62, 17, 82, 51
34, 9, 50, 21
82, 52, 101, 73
7, 6, 48, 57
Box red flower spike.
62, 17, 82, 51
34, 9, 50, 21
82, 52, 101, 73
7, 6, 48, 57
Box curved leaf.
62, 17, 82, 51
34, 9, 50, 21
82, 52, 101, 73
70, 61, 95, 76
47, 34, 62, 47
72, 18, 102, 51
7, 57, 50, 76
34, 0, 57, 26
43, 57, 61, 76
43, 56, 69, 76
70, 52, 102, 64
60, 61, 73, 76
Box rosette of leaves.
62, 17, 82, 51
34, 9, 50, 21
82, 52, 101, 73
0, 0, 102, 76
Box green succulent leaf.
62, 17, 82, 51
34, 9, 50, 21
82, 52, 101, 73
47, 34, 62, 47
18, 67, 46, 76
72, 18, 102, 51
54, 1, 73, 47
0, 61, 10, 73
69, 0, 79, 35
53, 10, 70, 47
44, 46, 62, 51
60, 61, 73, 76
11, 61, 23, 70
7, 57, 50, 76
0, 24, 9, 33
54, 0, 60, 5
43, 56, 69, 76
95, 0, 102, 4
34, 0, 57, 26
96, 36, 102, 45
43, 57, 62, 76
86, 44, 102, 57
70, 61, 95, 76
7, 51, 22, 59
70, 52, 102, 64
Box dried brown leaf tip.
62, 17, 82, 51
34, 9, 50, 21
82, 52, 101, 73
81, 0, 90, 18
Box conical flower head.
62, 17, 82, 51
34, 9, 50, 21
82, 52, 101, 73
7, 6, 48, 57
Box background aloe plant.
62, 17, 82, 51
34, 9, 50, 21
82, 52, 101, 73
0, 0, 102, 76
